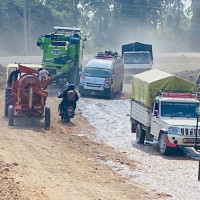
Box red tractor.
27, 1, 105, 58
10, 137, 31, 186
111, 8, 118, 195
6, 64, 51, 127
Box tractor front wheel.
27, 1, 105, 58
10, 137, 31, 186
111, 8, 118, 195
45, 107, 51, 128
8, 105, 14, 126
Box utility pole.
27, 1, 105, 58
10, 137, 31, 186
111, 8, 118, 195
28, 0, 32, 54
23, 0, 28, 55
73, 0, 79, 27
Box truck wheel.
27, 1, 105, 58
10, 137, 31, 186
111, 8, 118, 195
45, 107, 51, 128
8, 105, 14, 126
66, 117, 70, 123
136, 123, 145, 144
5, 88, 13, 117
159, 133, 170, 155
131, 122, 136, 133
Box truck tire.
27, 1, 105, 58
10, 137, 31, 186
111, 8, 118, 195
136, 123, 145, 144
159, 133, 170, 155
66, 117, 70, 123
45, 107, 51, 128
5, 88, 13, 117
8, 105, 14, 126
131, 122, 136, 133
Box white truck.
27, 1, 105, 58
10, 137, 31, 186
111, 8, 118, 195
122, 42, 153, 82
130, 69, 200, 155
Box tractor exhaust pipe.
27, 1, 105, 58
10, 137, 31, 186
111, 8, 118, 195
28, 86, 33, 109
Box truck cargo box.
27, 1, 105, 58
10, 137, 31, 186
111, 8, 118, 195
132, 69, 197, 108
122, 42, 153, 62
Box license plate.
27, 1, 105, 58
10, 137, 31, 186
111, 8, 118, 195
91, 91, 96, 95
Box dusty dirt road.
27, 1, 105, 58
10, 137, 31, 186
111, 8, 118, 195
0, 53, 199, 199
0, 92, 159, 199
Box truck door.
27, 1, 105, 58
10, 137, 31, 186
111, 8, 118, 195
150, 100, 161, 138
111, 67, 117, 93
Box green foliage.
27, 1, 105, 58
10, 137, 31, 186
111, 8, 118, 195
0, 0, 197, 54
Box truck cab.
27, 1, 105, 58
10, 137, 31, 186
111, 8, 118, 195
122, 42, 153, 82
151, 93, 200, 154
123, 51, 152, 79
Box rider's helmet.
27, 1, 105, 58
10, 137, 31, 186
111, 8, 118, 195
68, 84, 75, 90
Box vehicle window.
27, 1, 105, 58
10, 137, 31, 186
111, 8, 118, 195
124, 53, 150, 64
83, 67, 111, 78
161, 102, 199, 118
154, 101, 159, 111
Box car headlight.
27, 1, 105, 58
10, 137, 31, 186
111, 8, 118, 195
104, 82, 110, 88
168, 126, 181, 135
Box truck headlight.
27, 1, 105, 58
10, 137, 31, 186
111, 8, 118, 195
168, 126, 181, 135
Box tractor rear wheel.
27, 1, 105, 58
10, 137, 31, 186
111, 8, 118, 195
45, 107, 51, 128
5, 88, 13, 117
8, 105, 14, 126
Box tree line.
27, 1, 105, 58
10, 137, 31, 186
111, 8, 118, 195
0, 0, 199, 55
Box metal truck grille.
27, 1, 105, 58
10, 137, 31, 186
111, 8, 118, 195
86, 83, 102, 88
181, 128, 200, 136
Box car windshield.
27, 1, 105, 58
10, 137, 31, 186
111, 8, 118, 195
124, 52, 150, 64
83, 67, 111, 78
161, 102, 199, 118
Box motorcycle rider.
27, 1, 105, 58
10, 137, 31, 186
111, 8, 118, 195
58, 84, 79, 113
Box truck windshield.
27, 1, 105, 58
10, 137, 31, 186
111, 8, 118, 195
161, 102, 199, 118
83, 67, 111, 78
124, 53, 150, 64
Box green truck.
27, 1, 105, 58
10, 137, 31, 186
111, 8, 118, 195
37, 26, 86, 85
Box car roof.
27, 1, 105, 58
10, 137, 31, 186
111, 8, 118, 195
85, 58, 115, 69
124, 51, 150, 54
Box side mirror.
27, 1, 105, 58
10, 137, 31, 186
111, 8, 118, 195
112, 75, 116, 79
153, 110, 159, 117
198, 113, 200, 122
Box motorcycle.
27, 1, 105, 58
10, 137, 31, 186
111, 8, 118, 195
58, 91, 76, 123
59, 104, 75, 122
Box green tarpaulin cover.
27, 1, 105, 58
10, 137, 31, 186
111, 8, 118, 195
132, 69, 198, 108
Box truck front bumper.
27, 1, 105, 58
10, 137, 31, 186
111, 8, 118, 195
167, 134, 200, 147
